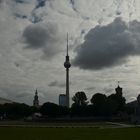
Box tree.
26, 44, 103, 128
90, 93, 108, 116
72, 91, 88, 106
108, 93, 126, 113
70, 91, 88, 117
91, 93, 107, 106
2, 103, 31, 119
105, 98, 118, 115
40, 102, 69, 117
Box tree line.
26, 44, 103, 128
0, 90, 138, 119
40, 91, 126, 118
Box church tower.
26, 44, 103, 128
64, 33, 71, 108
115, 82, 123, 96
33, 89, 39, 108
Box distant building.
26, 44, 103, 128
127, 94, 140, 124
33, 89, 39, 108
59, 94, 66, 107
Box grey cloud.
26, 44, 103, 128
48, 81, 66, 88
36, 0, 47, 9
103, 88, 114, 94
14, 0, 25, 4
23, 23, 61, 58
48, 81, 73, 88
129, 97, 137, 101
48, 81, 59, 87
23, 24, 48, 48
23, 24, 56, 48
73, 18, 140, 70
84, 87, 95, 91
16, 92, 30, 98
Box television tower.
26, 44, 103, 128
64, 33, 71, 108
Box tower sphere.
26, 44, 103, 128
64, 61, 71, 68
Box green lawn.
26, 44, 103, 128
0, 127, 140, 140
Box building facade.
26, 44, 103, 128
59, 94, 66, 107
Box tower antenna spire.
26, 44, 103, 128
67, 33, 69, 56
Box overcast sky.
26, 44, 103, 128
0, 0, 140, 105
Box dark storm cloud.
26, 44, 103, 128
73, 18, 140, 70
23, 24, 50, 48
14, 0, 25, 4
36, 0, 47, 9
23, 23, 60, 57
0, 0, 3, 4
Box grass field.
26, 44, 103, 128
0, 127, 140, 140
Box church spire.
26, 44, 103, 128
33, 89, 39, 108
35, 88, 38, 95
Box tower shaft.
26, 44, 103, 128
66, 68, 69, 107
